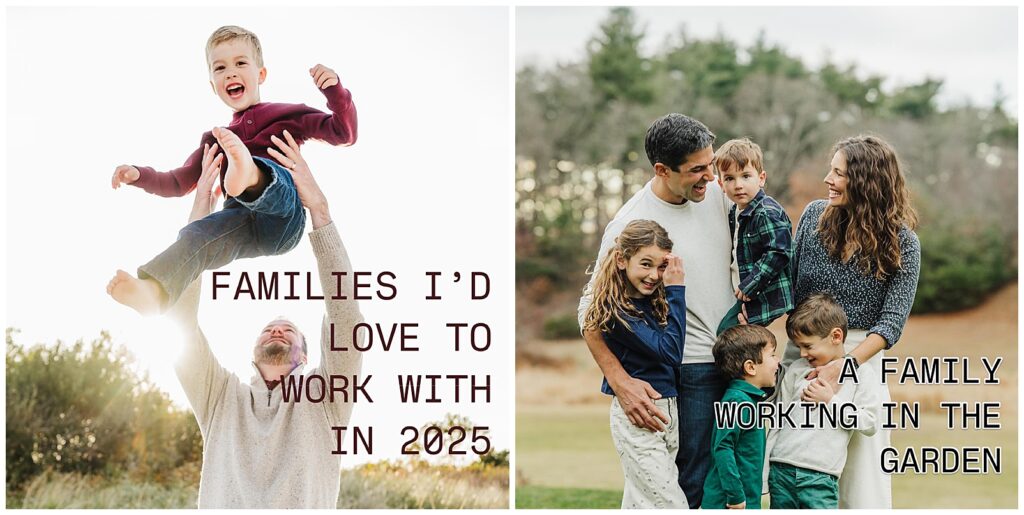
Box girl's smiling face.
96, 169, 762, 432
617, 244, 670, 298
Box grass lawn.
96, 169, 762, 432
890, 413, 1018, 509
516, 405, 623, 490
517, 407, 1017, 509
516, 486, 620, 509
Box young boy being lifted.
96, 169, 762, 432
107, 25, 357, 314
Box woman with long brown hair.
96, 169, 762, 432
779, 135, 920, 508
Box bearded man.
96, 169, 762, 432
165, 131, 363, 508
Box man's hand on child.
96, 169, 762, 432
802, 378, 835, 404
662, 254, 685, 286
734, 288, 751, 302
188, 143, 223, 223
268, 130, 332, 229
805, 358, 845, 396
726, 501, 746, 509
310, 64, 339, 90
111, 165, 140, 189
614, 376, 669, 432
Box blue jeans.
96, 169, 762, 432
138, 157, 305, 309
675, 362, 729, 508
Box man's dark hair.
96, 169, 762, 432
713, 325, 777, 379
644, 113, 716, 171
786, 292, 848, 342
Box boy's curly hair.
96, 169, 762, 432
206, 25, 264, 68
713, 325, 776, 379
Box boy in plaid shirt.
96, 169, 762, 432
714, 138, 794, 334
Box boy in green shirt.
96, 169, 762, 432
702, 325, 780, 509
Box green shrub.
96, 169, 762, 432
913, 225, 1017, 313
516, 258, 560, 283
476, 449, 510, 468
543, 314, 582, 340
5, 329, 201, 491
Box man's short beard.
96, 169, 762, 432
255, 342, 293, 366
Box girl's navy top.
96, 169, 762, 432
600, 285, 686, 398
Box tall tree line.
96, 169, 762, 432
516, 7, 1017, 313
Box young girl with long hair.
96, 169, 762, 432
582, 219, 688, 509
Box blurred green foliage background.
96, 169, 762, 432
515, 7, 1017, 340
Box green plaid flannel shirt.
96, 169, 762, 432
729, 190, 795, 326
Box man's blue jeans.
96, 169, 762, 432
138, 157, 305, 309
675, 362, 729, 508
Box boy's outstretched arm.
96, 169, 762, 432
120, 136, 210, 197
299, 64, 358, 146
111, 164, 141, 189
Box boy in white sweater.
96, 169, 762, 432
768, 293, 879, 509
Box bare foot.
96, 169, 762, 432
107, 269, 166, 315
213, 126, 261, 198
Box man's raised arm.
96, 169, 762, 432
269, 131, 363, 428
168, 143, 232, 435
307, 220, 364, 428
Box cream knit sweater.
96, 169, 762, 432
169, 222, 364, 508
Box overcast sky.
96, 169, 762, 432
517, 6, 1017, 112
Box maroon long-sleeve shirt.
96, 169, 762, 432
132, 83, 357, 197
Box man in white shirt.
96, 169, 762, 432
578, 113, 735, 508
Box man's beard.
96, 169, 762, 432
255, 342, 293, 366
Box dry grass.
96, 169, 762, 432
338, 460, 509, 509
12, 470, 198, 509
9, 461, 509, 509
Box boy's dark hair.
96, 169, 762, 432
786, 293, 849, 341
644, 113, 716, 172
715, 138, 765, 175
713, 325, 777, 379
